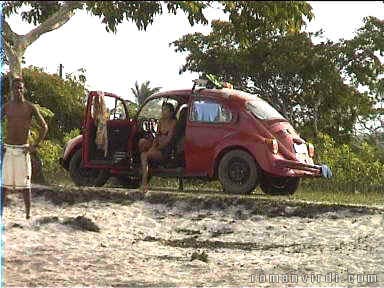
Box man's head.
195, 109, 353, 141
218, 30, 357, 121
12, 78, 25, 102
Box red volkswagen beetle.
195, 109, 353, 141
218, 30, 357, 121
60, 80, 332, 195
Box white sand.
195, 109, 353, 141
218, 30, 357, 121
4, 191, 384, 287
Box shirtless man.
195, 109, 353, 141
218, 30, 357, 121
2, 78, 48, 219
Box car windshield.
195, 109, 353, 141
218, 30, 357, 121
246, 98, 285, 120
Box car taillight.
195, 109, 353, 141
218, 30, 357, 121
265, 138, 278, 154
308, 143, 315, 157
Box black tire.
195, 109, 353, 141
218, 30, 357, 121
218, 150, 259, 194
69, 149, 109, 187
260, 175, 300, 195
116, 175, 141, 189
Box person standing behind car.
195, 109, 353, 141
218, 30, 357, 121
1, 78, 48, 219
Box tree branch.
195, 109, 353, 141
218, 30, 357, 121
2, 35, 12, 58
2, 20, 20, 49
23, 1, 82, 48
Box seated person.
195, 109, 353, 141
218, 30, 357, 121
139, 102, 177, 193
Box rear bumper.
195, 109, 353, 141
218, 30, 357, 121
275, 159, 332, 178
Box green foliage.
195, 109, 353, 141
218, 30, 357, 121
3, 1, 209, 33
311, 133, 384, 186
172, 8, 383, 144
131, 80, 161, 105
37, 139, 65, 180
126, 101, 139, 117
63, 128, 81, 145
220, 1, 313, 38
4, 66, 86, 142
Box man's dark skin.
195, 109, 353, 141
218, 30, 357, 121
2, 79, 48, 219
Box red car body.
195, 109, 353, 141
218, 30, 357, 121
61, 87, 331, 195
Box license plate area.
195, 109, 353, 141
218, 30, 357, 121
293, 143, 308, 154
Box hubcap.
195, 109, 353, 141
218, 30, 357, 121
227, 157, 250, 184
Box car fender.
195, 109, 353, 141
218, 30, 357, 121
211, 132, 273, 178
63, 134, 83, 162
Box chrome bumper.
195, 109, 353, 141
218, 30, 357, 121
275, 159, 332, 178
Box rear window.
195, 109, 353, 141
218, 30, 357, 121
246, 98, 285, 120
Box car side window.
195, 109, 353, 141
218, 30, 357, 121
92, 95, 128, 121
108, 98, 127, 120
191, 99, 232, 123
138, 98, 178, 120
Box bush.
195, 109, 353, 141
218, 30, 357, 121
37, 140, 67, 182
63, 128, 81, 145
304, 133, 384, 192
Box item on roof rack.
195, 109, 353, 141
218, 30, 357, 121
192, 74, 233, 92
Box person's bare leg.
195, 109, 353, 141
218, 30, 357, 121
1, 188, 7, 217
139, 138, 152, 153
140, 152, 149, 193
22, 188, 31, 219
138, 139, 146, 153
2, 188, 8, 207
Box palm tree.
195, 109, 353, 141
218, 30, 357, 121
131, 80, 161, 105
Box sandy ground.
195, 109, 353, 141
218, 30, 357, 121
3, 186, 384, 287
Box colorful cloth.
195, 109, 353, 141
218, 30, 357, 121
94, 92, 109, 157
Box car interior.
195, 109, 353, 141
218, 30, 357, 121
87, 94, 189, 170
134, 99, 189, 169
88, 95, 131, 164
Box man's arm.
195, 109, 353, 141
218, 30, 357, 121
31, 104, 48, 149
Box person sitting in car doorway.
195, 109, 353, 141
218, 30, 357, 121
139, 102, 177, 193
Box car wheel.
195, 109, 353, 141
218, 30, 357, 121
218, 150, 258, 194
116, 175, 141, 189
260, 175, 300, 195
69, 149, 109, 187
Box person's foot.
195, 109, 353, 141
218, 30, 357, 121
141, 184, 149, 195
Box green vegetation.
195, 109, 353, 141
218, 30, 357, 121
2, 2, 382, 206
172, 9, 383, 144
131, 80, 161, 106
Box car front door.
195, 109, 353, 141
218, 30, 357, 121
83, 92, 132, 166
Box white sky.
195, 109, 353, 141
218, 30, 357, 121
5, 1, 384, 102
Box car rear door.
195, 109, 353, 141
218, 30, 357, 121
184, 96, 234, 176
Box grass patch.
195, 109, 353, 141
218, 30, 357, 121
40, 172, 384, 208
289, 189, 384, 207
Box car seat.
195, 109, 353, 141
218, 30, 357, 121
173, 106, 188, 153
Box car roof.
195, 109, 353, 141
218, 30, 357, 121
90, 88, 260, 105
147, 88, 258, 103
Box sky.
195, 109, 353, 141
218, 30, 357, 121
5, 1, 384, 102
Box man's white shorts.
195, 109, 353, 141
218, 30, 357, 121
2, 144, 31, 190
